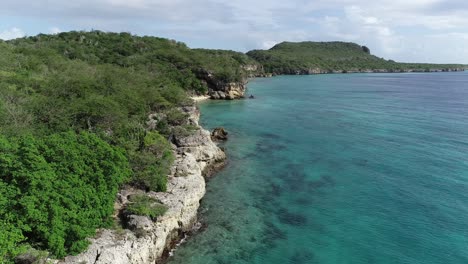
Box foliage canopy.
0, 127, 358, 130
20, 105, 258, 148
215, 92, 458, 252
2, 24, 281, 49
0, 132, 130, 259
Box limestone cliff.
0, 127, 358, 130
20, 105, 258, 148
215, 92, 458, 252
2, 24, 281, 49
55, 106, 225, 264
208, 81, 246, 100
194, 69, 248, 100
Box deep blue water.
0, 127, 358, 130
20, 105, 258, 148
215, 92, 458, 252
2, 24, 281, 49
168, 72, 468, 264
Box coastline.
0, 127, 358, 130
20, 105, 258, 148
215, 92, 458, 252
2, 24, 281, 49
55, 106, 226, 264
253, 67, 466, 77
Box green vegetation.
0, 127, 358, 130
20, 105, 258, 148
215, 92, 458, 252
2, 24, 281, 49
247, 41, 466, 74
125, 195, 168, 221
0, 132, 130, 259
131, 131, 174, 192
9, 31, 259, 93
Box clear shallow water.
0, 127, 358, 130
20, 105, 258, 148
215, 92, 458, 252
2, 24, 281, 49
168, 72, 468, 264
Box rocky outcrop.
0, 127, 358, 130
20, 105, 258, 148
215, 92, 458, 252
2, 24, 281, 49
208, 81, 246, 100
194, 69, 247, 100
242, 64, 267, 78
255, 72, 273, 77
241, 64, 261, 72
55, 106, 225, 264
211, 127, 228, 141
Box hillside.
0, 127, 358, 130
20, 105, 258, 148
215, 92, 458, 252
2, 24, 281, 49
247, 41, 466, 74
8, 31, 260, 92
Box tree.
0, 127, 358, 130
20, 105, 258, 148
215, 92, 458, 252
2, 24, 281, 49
362, 46, 370, 54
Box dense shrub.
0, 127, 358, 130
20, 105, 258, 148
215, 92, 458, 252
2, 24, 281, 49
0, 132, 131, 259
130, 131, 174, 192
125, 195, 168, 220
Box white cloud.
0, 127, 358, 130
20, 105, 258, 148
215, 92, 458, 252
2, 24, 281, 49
0, 27, 25, 40
261, 40, 278, 49
49, 27, 62, 34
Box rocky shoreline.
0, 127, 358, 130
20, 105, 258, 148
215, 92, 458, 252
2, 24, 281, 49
269, 67, 466, 75
198, 66, 466, 101
54, 106, 226, 264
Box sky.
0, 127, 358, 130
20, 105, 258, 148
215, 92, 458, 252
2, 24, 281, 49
1, 0, 467, 63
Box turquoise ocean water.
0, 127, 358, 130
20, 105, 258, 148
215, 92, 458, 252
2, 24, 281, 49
168, 72, 468, 264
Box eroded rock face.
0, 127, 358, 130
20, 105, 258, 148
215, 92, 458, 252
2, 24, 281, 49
54, 107, 225, 264
208, 82, 246, 100
195, 69, 247, 100
211, 127, 228, 141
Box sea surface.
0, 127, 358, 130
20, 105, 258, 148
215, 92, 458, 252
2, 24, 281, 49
168, 72, 468, 264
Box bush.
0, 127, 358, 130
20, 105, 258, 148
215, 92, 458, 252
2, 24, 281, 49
165, 108, 189, 126
0, 221, 27, 263
126, 195, 168, 220
172, 125, 199, 138
131, 131, 174, 192
13, 247, 49, 264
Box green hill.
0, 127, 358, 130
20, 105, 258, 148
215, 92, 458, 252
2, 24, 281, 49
8, 31, 259, 89
247, 41, 466, 74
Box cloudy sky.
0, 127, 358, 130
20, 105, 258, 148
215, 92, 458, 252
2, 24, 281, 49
1, 0, 467, 63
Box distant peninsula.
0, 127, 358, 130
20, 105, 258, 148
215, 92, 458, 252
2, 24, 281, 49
247, 41, 467, 75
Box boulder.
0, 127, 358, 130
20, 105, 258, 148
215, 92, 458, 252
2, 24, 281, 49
126, 215, 154, 233
211, 127, 228, 141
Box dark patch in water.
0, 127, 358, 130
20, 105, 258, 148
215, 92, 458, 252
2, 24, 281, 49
243, 152, 260, 159
306, 174, 335, 191
262, 220, 287, 245
354, 158, 369, 167
290, 250, 316, 264
250, 183, 282, 210
294, 197, 311, 206
255, 141, 287, 152
282, 164, 308, 192
284, 163, 303, 171
260, 132, 281, 139
236, 249, 254, 262
281, 164, 335, 193
270, 183, 283, 196
213, 257, 230, 264
321, 174, 334, 184
309, 157, 323, 164
213, 217, 239, 234
277, 208, 308, 226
